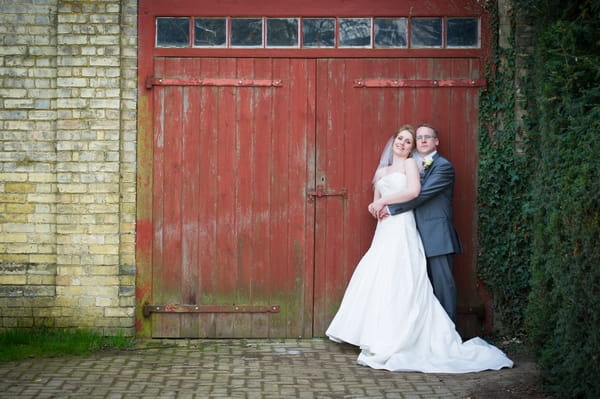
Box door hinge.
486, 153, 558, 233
143, 303, 280, 317
353, 78, 487, 88
146, 76, 283, 89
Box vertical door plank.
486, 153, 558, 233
214, 58, 238, 338
297, 58, 317, 339
155, 57, 186, 337
314, 59, 348, 335
286, 58, 315, 338
179, 59, 202, 338
269, 59, 292, 337
343, 58, 368, 295
232, 58, 255, 337
151, 57, 166, 337
250, 57, 274, 338
197, 57, 220, 337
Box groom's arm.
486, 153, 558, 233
387, 161, 455, 215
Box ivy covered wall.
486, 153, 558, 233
478, 0, 599, 396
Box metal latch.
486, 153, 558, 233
307, 185, 348, 202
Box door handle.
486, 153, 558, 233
307, 185, 347, 201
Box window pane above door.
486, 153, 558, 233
302, 18, 335, 48
194, 18, 227, 47
156, 17, 189, 47
231, 18, 263, 47
411, 18, 442, 48
374, 18, 407, 48
267, 18, 299, 47
447, 18, 479, 48
339, 18, 371, 47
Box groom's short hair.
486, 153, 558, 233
416, 123, 439, 138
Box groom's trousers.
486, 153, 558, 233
426, 254, 457, 323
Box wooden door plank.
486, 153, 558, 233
179, 58, 202, 338
268, 58, 292, 337
314, 59, 349, 335
154, 58, 186, 338
196, 57, 220, 337
151, 57, 167, 337
250, 57, 274, 338
286, 58, 315, 338
232, 57, 256, 338
297, 58, 317, 339
214, 58, 238, 338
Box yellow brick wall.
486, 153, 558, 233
0, 0, 137, 335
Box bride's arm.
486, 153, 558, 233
368, 171, 384, 218
370, 159, 421, 212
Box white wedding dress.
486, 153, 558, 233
326, 172, 513, 373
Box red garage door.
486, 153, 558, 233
137, 0, 491, 338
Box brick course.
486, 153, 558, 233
0, 0, 137, 335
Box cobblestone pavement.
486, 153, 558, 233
0, 339, 544, 399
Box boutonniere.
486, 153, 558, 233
423, 158, 434, 171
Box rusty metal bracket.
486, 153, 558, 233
353, 78, 487, 88
307, 185, 348, 202
146, 76, 283, 89
142, 303, 280, 318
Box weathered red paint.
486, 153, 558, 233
138, 0, 493, 338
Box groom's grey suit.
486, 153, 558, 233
387, 152, 462, 322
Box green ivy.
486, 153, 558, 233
477, 1, 533, 336
522, 1, 600, 396
479, 0, 600, 396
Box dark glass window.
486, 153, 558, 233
339, 18, 371, 47
157, 15, 484, 51
302, 18, 335, 47
156, 17, 190, 47
374, 18, 407, 48
231, 18, 263, 47
411, 18, 442, 47
194, 18, 226, 47
447, 18, 479, 48
267, 18, 299, 47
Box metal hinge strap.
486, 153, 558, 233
353, 78, 487, 88
146, 76, 283, 89
143, 303, 280, 317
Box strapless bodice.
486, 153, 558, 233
375, 172, 407, 196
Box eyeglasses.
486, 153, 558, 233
416, 135, 436, 141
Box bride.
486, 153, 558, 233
325, 126, 513, 373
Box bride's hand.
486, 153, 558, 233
367, 203, 378, 219
371, 199, 385, 213
368, 200, 385, 218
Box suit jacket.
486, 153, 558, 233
387, 153, 463, 257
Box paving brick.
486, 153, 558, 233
0, 339, 543, 399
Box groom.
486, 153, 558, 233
380, 124, 462, 322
